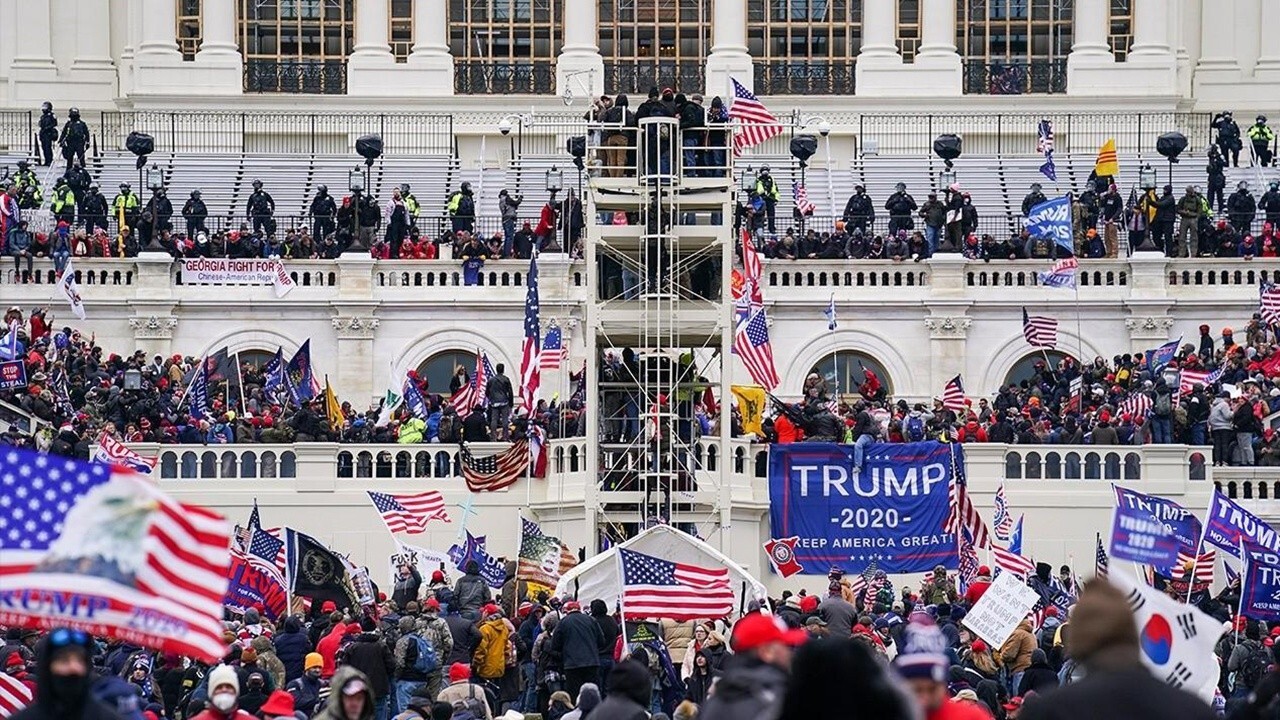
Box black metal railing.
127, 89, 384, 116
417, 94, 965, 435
753, 62, 856, 95
243, 59, 347, 95
962, 59, 1067, 95
454, 61, 556, 94
100, 111, 455, 155
0, 111, 34, 157
604, 62, 704, 95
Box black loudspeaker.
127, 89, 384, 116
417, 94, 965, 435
567, 136, 586, 158
126, 132, 154, 169
356, 134, 384, 167
933, 134, 963, 162
790, 135, 818, 166
1156, 132, 1188, 163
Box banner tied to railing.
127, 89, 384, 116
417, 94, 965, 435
181, 258, 296, 297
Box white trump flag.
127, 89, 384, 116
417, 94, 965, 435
1110, 571, 1223, 703
58, 258, 86, 320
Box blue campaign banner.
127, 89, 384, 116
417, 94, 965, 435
1112, 485, 1201, 552
1110, 504, 1179, 568
1023, 196, 1074, 252
1205, 489, 1280, 556
0, 360, 27, 390
1241, 540, 1280, 621
769, 441, 956, 575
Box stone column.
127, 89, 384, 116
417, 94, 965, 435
407, 0, 455, 92
350, 0, 394, 61
11, 0, 57, 79
1068, 0, 1112, 62
1257, 0, 1280, 77
331, 315, 379, 401
196, 0, 240, 59
915, 0, 960, 67
129, 315, 179, 359
859, 0, 901, 63
1193, 0, 1241, 77
704, 0, 752, 98
72, 0, 115, 70
136, 0, 182, 60
1124, 316, 1175, 356
924, 315, 972, 399
1128, 0, 1173, 58
131, 0, 192, 95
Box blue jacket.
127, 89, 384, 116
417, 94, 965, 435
7, 227, 31, 254
273, 619, 313, 682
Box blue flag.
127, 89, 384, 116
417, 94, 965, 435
1023, 196, 1074, 253
447, 531, 505, 588
286, 339, 317, 403
403, 378, 430, 420
1009, 515, 1026, 555
1109, 501, 1180, 568
1039, 156, 1057, 182
1204, 488, 1280, 556
187, 362, 210, 420
0, 320, 22, 361
1145, 339, 1181, 371
262, 347, 295, 402
1241, 539, 1280, 621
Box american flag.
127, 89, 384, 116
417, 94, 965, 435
729, 77, 783, 155
945, 442, 990, 549
92, 432, 158, 474
460, 440, 530, 492
942, 375, 967, 412
1036, 119, 1055, 154
733, 308, 780, 390
1030, 586, 1075, 631
450, 351, 494, 418
958, 527, 981, 593
0, 672, 33, 718
517, 517, 577, 589
1260, 282, 1280, 326
1022, 307, 1059, 349
992, 543, 1036, 577
793, 182, 816, 216
736, 228, 764, 327
1175, 548, 1216, 585
539, 324, 568, 371
519, 254, 542, 410
0, 447, 232, 661
992, 483, 1013, 542
619, 548, 734, 621
366, 491, 449, 535
1095, 533, 1109, 577
1119, 393, 1153, 420
1179, 368, 1222, 396
848, 559, 888, 607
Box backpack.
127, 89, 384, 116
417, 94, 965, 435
1154, 393, 1172, 417
1236, 643, 1271, 692
905, 415, 925, 442
437, 414, 456, 443
407, 633, 439, 674
451, 684, 487, 720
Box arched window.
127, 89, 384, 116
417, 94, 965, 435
237, 349, 277, 371
1003, 351, 1073, 389
808, 351, 893, 400
417, 350, 480, 396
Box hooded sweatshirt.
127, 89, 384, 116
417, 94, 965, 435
312, 666, 375, 720
10, 640, 118, 720
589, 659, 651, 720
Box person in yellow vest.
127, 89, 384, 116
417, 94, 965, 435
1249, 115, 1276, 167
754, 166, 780, 235
50, 177, 76, 226
399, 183, 420, 222
113, 183, 140, 234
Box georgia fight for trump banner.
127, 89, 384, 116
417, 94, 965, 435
769, 442, 956, 574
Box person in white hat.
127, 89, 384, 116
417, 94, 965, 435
190, 664, 257, 719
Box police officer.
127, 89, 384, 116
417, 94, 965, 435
145, 187, 173, 247
1022, 182, 1048, 217
13, 160, 38, 193
1206, 143, 1228, 211
38, 102, 58, 166
309, 184, 336, 242
446, 181, 475, 234
182, 190, 208, 238
50, 177, 76, 226
81, 184, 108, 235
400, 183, 420, 223
1227, 181, 1257, 235
63, 159, 91, 206
842, 184, 875, 235
18, 183, 42, 211
884, 181, 917, 236
755, 166, 780, 234
113, 182, 141, 233
1212, 110, 1242, 167
246, 179, 276, 236
1249, 115, 1275, 167
1260, 181, 1280, 230
58, 107, 89, 171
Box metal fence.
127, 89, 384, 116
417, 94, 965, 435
100, 111, 455, 156
962, 59, 1068, 95
243, 59, 347, 95
753, 61, 856, 96
454, 61, 556, 95
856, 111, 1215, 156
0, 111, 34, 156
604, 61, 705, 95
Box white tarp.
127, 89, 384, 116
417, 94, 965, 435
553, 525, 769, 615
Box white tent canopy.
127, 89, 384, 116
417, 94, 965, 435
554, 525, 769, 615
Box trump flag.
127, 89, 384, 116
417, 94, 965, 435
0, 447, 232, 662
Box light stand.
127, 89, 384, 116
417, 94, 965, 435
546, 167, 563, 250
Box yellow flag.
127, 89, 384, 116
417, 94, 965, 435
731, 385, 767, 436
323, 375, 343, 431
1094, 138, 1119, 177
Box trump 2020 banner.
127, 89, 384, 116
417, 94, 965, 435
1112, 485, 1201, 559
769, 441, 956, 575
1241, 540, 1280, 621
1024, 196, 1073, 252
1204, 489, 1280, 556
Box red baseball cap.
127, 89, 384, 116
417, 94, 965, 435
731, 613, 808, 653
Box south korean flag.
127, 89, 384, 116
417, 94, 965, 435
1111, 571, 1225, 703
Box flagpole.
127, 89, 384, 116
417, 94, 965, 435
1237, 537, 1246, 642
1186, 491, 1214, 604
285, 528, 294, 616
615, 549, 628, 654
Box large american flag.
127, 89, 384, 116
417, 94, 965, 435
1175, 548, 1216, 585
0, 672, 33, 718
729, 77, 782, 155
1119, 393, 1153, 420
619, 548, 734, 621
366, 491, 449, 535
519, 254, 542, 410
733, 308, 780, 390
848, 559, 887, 607
735, 228, 764, 326
992, 483, 1014, 542
460, 440, 530, 492
92, 433, 158, 474
958, 527, 981, 593
1021, 307, 1059, 349
1179, 368, 1222, 396
793, 182, 816, 216
450, 351, 494, 418
942, 375, 967, 412
1095, 533, 1109, 577
1261, 282, 1280, 326
992, 543, 1035, 577
0, 448, 232, 661
540, 324, 568, 371
944, 442, 990, 549
1036, 119, 1055, 154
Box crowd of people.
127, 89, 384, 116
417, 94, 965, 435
3, 557, 1274, 720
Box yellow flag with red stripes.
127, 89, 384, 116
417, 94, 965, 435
1094, 138, 1119, 177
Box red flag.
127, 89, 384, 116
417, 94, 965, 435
764, 537, 804, 578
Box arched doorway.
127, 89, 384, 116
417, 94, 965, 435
417, 349, 478, 395
807, 350, 893, 400
1004, 350, 1073, 388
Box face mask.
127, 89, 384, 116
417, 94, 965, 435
212, 692, 236, 712
49, 673, 89, 701
307, 669, 321, 679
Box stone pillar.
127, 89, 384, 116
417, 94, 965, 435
137, 0, 182, 60
128, 315, 179, 359
858, 0, 901, 63
924, 315, 971, 399
191, 0, 243, 95
331, 315, 379, 402
704, 0, 751, 98
1193, 0, 1241, 82
915, 0, 960, 67
1075, 0, 1174, 95
131, 0, 192, 95
1129, 0, 1173, 58
1257, 0, 1280, 78
10, 0, 57, 89
347, 0, 396, 94
1124, 316, 1175, 356
409, 0, 455, 92
72, 0, 115, 70
1066, 0, 1114, 93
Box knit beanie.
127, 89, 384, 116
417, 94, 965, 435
304, 652, 324, 671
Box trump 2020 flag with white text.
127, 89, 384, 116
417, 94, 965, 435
0, 447, 232, 662
1024, 196, 1074, 253
1111, 571, 1223, 702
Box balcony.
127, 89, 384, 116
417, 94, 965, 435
243, 59, 347, 95
454, 61, 556, 95
962, 59, 1067, 95
752, 61, 856, 95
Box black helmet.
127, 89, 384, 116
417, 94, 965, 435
461, 181, 471, 191
760, 165, 770, 174
1259, 115, 1269, 124
252, 179, 263, 189
317, 184, 327, 194
120, 183, 130, 191
895, 182, 906, 191
41, 102, 52, 112
16, 160, 28, 168
68, 107, 80, 119
1031, 183, 1042, 192
400, 183, 410, 194
191, 189, 201, 198
89, 184, 99, 192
